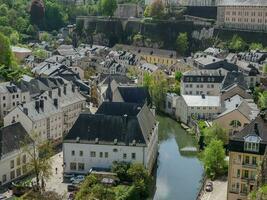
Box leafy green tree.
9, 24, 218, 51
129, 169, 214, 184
259, 91, 267, 110
204, 123, 228, 145
249, 42, 264, 51
202, 139, 227, 179
175, 71, 182, 81
176, 32, 189, 56
112, 161, 131, 181
9, 31, 19, 45
39, 32, 52, 42
0, 33, 12, 67
98, 0, 117, 16
21, 133, 54, 190
149, 0, 165, 19
228, 34, 247, 52
33, 48, 47, 60
144, 5, 151, 17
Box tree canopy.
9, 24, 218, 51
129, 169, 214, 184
144, 0, 165, 19
98, 0, 117, 16
0, 33, 12, 67
203, 123, 228, 145
176, 32, 189, 56
228, 34, 247, 52
202, 139, 227, 179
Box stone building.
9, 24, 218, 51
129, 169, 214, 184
217, 0, 267, 32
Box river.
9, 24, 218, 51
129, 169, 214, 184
153, 115, 204, 200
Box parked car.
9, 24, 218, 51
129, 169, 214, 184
205, 181, 213, 192
67, 184, 79, 192
67, 192, 74, 200
71, 175, 85, 184
64, 174, 75, 179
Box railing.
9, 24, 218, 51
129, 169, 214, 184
242, 162, 257, 169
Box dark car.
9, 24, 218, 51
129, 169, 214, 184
205, 181, 213, 192
67, 184, 79, 192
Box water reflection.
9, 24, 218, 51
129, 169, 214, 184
153, 116, 204, 200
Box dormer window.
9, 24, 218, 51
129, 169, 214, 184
244, 135, 261, 152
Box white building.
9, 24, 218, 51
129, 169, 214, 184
0, 82, 31, 118
165, 93, 179, 116
181, 70, 225, 96
0, 123, 33, 186
176, 94, 221, 124
63, 102, 158, 174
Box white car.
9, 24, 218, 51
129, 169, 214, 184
71, 175, 85, 184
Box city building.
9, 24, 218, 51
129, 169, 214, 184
113, 44, 178, 67
63, 102, 158, 174
214, 94, 259, 133
0, 123, 33, 186
181, 70, 225, 95
217, 0, 267, 32
0, 82, 31, 118
176, 94, 221, 124
165, 93, 179, 116
227, 113, 267, 200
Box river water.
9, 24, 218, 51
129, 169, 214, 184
153, 115, 204, 200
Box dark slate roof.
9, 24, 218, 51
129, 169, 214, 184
96, 102, 143, 116
64, 103, 156, 146
229, 114, 267, 155
198, 60, 238, 72
183, 70, 225, 83
222, 71, 248, 90
0, 123, 33, 158
100, 74, 134, 85
117, 86, 151, 105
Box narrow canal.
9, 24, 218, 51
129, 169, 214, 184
153, 115, 204, 200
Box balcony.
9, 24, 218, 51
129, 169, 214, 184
242, 162, 257, 169
229, 189, 239, 194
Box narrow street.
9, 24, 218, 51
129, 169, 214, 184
201, 179, 228, 200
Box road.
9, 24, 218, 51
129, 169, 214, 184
45, 151, 68, 198
201, 179, 227, 200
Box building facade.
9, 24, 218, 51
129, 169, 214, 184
217, 0, 267, 32
63, 102, 158, 174
227, 114, 267, 200
181, 70, 224, 95
0, 123, 33, 186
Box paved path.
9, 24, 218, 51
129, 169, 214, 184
45, 151, 68, 198
201, 179, 227, 200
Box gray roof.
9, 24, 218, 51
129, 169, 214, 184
0, 123, 33, 158
182, 95, 221, 107
0, 82, 22, 94
64, 102, 156, 146
218, 0, 267, 6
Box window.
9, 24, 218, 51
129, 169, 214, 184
17, 168, 21, 177
70, 162, 77, 170
12, 95, 15, 99
99, 152, 103, 158
123, 153, 127, 159
237, 169, 240, 178
22, 165, 27, 174
71, 150, 75, 156
105, 152, 108, 158
78, 163, 85, 171
252, 156, 257, 165
2, 175, 6, 183
10, 171, 15, 180
243, 170, 249, 179
3, 103, 5, 108
113, 148, 118, 152
17, 157, 20, 166
244, 156, 250, 164
91, 151, 96, 157
79, 151, 83, 157
10, 160, 14, 169
2, 96, 5, 100
131, 153, 136, 159
16, 94, 19, 98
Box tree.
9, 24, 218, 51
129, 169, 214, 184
228, 34, 247, 52
0, 33, 12, 67
263, 64, 267, 75
98, 0, 117, 16
202, 139, 227, 179
203, 123, 228, 145
9, 31, 19, 45
149, 0, 164, 19
249, 43, 264, 51
259, 91, 267, 110
144, 5, 151, 17
176, 32, 189, 56
175, 71, 182, 82
21, 133, 54, 190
